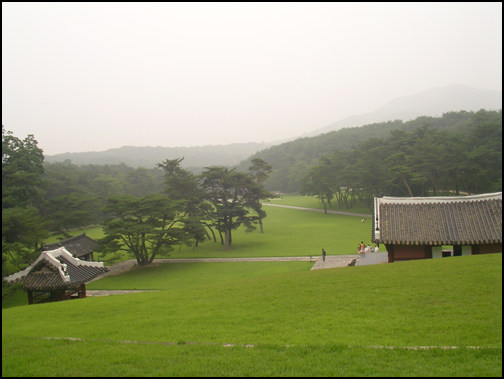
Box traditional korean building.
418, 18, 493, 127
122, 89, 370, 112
41, 233, 99, 261
3, 247, 108, 305
372, 192, 502, 262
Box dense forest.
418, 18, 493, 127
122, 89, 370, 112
2, 109, 502, 277
237, 109, 502, 196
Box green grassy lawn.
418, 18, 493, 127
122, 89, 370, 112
43, 203, 374, 262
267, 194, 372, 215
2, 254, 502, 376
1, 202, 374, 308
170, 205, 373, 258
87, 261, 313, 291
43, 194, 372, 256
3, 196, 501, 376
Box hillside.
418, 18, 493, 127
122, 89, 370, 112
235, 109, 502, 192
303, 84, 502, 137
45, 142, 271, 169
44, 85, 501, 171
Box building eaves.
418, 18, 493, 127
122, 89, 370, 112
3, 247, 107, 290
373, 192, 502, 245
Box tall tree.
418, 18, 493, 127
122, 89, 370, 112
248, 158, 273, 233
200, 167, 262, 249
385, 130, 420, 196
101, 194, 192, 265
301, 163, 333, 214
2, 207, 48, 271
2, 126, 48, 276
2, 126, 45, 209
158, 158, 211, 246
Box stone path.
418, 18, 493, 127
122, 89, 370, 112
86, 289, 158, 297
262, 203, 372, 218
357, 252, 389, 266
310, 252, 388, 270
310, 255, 358, 270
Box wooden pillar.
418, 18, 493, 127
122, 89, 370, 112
27, 291, 34, 305
425, 245, 433, 259
386, 244, 395, 263
79, 283, 86, 298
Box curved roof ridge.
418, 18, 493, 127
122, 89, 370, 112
46, 246, 105, 268
373, 192, 502, 245
3, 247, 106, 285
380, 192, 501, 204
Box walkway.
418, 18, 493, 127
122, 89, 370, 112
357, 252, 389, 266
310, 255, 357, 270
262, 203, 372, 218
86, 289, 158, 297
310, 252, 388, 270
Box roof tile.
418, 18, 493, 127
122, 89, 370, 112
373, 192, 502, 245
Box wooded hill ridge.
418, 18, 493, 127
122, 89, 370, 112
45, 85, 501, 172
303, 84, 502, 137
235, 109, 502, 193
45, 142, 272, 169
44, 109, 502, 195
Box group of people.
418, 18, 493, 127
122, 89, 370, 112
319, 242, 379, 261
358, 241, 378, 254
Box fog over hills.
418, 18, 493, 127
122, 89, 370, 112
303, 84, 502, 137
45, 84, 502, 168
44, 142, 272, 169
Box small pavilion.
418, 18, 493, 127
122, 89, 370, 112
41, 233, 99, 261
3, 247, 108, 305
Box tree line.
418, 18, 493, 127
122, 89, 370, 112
238, 109, 502, 195
299, 110, 502, 211
3, 124, 273, 276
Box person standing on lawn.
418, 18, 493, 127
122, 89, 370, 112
359, 241, 365, 254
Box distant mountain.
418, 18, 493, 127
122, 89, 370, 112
303, 84, 502, 137
45, 142, 271, 168
45, 84, 501, 169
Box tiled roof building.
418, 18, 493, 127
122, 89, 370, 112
41, 233, 99, 261
372, 192, 502, 262
4, 247, 108, 304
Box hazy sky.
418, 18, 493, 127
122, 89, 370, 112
2, 2, 502, 155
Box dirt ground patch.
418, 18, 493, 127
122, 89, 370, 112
86, 289, 158, 297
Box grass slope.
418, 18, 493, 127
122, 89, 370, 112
2, 254, 502, 376
266, 194, 372, 215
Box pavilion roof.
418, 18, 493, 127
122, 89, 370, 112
3, 247, 107, 291
372, 192, 502, 246
42, 233, 99, 259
